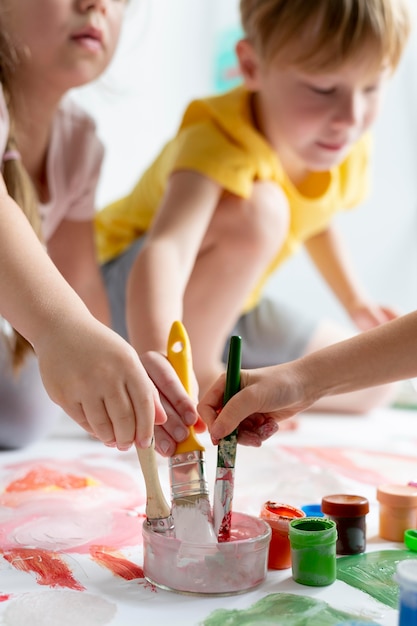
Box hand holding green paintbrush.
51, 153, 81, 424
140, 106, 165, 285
213, 335, 242, 542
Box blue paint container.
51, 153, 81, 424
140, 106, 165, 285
301, 504, 325, 517
395, 559, 417, 626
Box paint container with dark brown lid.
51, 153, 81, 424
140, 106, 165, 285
321, 494, 369, 555
376, 484, 417, 542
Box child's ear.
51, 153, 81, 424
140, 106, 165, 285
235, 39, 261, 90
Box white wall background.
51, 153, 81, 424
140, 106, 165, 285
72, 0, 417, 326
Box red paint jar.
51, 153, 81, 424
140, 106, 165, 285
321, 494, 369, 555
260, 501, 305, 569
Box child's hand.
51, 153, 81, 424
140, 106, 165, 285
235, 414, 279, 446
349, 302, 399, 331
198, 367, 307, 445
140, 350, 200, 456
35, 319, 167, 451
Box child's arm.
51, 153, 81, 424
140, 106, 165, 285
126, 170, 222, 356
47, 218, 110, 326
49, 216, 199, 452
304, 225, 398, 329
198, 310, 417, 443
0, 184, 168, 450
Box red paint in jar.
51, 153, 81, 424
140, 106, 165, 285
260, 501, 305, 569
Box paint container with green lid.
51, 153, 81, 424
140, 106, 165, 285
405, 529, 417, 552
289, 517, 337, 586
321, 494, 369, 555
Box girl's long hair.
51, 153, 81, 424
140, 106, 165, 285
0, 27, 43, 372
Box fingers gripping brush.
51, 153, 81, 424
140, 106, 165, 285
167, 321, 217, 544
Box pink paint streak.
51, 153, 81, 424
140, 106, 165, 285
279, 446, 417, 485
90, 546, 144, 580
0, 459, 146, 553
2, 548, 85, 590
5, 466, 90, 492
0, 594, 11, 602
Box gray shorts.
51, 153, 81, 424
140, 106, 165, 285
224, 296, 316, 367
101, 238, 146, 340
102, 239, 317, 367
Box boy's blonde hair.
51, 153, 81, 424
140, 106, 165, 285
0, 29, 42, 372
240, 0, 410, 71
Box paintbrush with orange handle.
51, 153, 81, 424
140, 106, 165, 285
167, 321, 216, 543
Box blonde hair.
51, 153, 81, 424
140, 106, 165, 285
240, 0, 411, 72
0, 28, 42, 372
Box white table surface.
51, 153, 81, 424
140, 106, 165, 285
0, 406, 416, 625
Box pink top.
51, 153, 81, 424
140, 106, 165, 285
0, 85, 104, 242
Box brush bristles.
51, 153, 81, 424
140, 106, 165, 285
172, 496, 217, 543
173, 493, 211, 507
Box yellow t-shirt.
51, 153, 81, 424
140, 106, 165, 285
96, 86, 370, 310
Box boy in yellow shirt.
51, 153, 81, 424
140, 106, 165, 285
96, 0, 410, 454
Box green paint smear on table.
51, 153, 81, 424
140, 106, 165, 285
337, 549, 417, 609
200, 593, 379, 625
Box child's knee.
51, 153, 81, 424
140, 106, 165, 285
214, 182, 289, 259
243, 182, 290, 257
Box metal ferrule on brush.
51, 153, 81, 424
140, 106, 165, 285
145, 514, 175, 534
169, 450, 209, 499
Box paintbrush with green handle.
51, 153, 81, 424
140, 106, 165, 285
213, 335, 242, 542
135, 440, 174, 533
167, 321, 217, 543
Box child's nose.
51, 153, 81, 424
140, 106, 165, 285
78, 0, 108, 14
333, 93, 364, 128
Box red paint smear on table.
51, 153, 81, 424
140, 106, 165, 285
279, 446, 417, 485
5, 466, 91, 492
90, 546, 144, 580
2, 548, 85, 591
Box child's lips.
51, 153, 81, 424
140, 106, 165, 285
316, 140, 346, 152
71, 26, 104, 52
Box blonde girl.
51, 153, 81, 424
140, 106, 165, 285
0, 0, 195, 450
